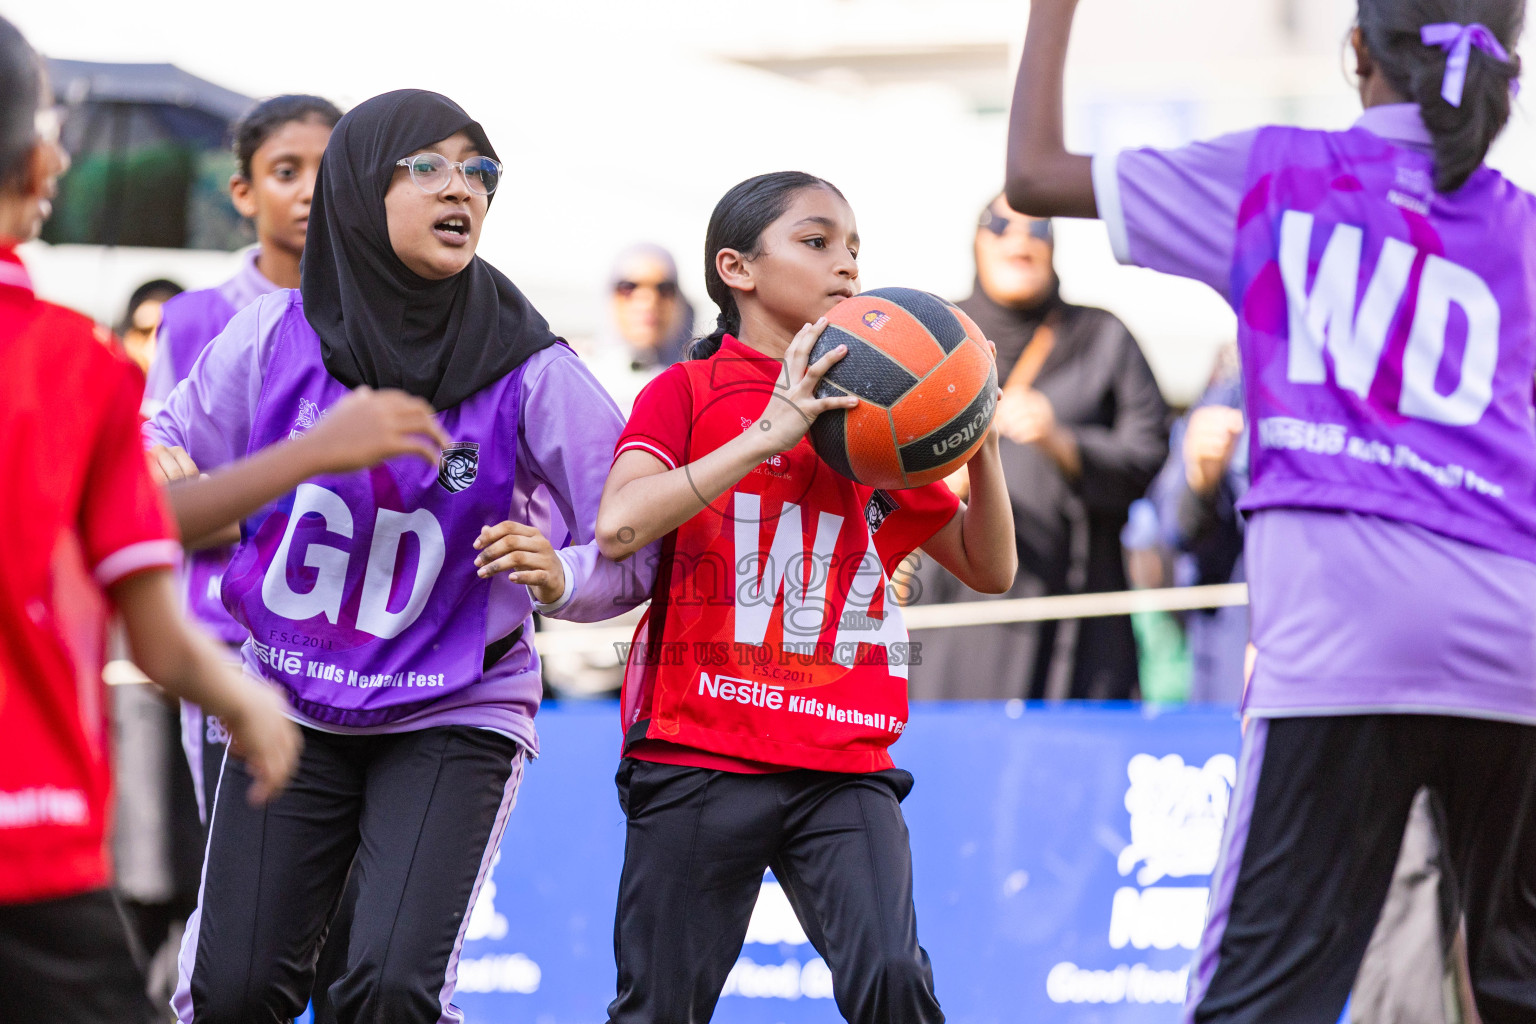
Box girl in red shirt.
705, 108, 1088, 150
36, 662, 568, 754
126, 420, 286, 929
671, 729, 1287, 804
0, 19, 298, 1024
596, 171, 1015, 1022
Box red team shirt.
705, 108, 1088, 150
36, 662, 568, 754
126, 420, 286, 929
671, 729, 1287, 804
616, 335, 960, 774
0, 247, 180, 903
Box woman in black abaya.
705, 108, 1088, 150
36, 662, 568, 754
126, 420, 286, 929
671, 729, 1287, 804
907, 197, 1169, 701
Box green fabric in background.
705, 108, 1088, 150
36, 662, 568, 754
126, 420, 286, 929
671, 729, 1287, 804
1133, 609, 1191, 704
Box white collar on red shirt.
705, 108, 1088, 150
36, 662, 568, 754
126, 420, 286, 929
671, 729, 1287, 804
1353, 103, 1434, 152
0, 249, 33, 295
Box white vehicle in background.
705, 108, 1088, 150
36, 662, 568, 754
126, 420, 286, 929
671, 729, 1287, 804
21, 59, 253, 327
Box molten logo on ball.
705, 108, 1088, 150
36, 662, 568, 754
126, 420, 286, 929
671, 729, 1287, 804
861, 310, 891, 331
930, 393, 998, 458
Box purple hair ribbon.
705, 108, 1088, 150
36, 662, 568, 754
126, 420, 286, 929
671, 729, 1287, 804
1420, 22, 1519, 107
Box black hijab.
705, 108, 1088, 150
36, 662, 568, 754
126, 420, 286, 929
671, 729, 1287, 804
957, 274, 1067, 383
302, 89, 556, 410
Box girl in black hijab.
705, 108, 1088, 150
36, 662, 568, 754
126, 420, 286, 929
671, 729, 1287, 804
154, 90, 650, 1023
303, 89, 556, 407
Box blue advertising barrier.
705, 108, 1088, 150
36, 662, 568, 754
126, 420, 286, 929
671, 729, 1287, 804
444, 701, 1244, 1023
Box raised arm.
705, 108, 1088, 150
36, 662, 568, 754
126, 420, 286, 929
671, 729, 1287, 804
1005, 0, 1097, 218
146, 295, 450, 546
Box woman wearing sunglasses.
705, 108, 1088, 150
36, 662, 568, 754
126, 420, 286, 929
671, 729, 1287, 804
148, 89, 651, 1024
905, 194, 1168, 703
608, 243, 693, 372
577, 243, 696, 423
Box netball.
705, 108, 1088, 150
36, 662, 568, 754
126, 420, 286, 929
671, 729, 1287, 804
808, 287, 998, 490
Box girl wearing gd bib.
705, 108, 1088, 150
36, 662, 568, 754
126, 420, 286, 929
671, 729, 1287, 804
597, 172, 1016, 1022
1008, 0, 1535, 1021
149, 90, 649, 1023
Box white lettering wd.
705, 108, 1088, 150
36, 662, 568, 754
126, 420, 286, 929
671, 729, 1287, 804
1279, 209, 1500, 427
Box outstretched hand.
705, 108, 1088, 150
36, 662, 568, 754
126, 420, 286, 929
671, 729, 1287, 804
148, 444, 201, 485
302, 387, 452, 474
219, 676, 302, 806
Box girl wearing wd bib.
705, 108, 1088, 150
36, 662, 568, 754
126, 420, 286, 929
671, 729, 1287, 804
1009, 1, 1534, 1021
145, 93, 341, 823
148, 90, 647, 1024
596, 172, 1016, 1022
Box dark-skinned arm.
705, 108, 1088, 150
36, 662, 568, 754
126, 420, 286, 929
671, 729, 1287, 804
1005, 0, 1098, 218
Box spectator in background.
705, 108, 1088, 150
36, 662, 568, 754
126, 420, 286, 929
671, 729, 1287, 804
582, 243, 694, 414
1154, 345, 1249, 704
117, 278, 181, 373
610, 243, 692, 368
908, 197, 1168, 701
541, 243, 693, 699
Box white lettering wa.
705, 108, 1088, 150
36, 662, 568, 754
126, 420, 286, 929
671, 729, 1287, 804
733, 495, 841, 644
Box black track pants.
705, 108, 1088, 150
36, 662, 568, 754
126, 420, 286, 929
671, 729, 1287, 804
1188, 715, 1536, 1024
606, 759, 944, 1024
0, 888, 153, 1024
174, 724, 522, 1024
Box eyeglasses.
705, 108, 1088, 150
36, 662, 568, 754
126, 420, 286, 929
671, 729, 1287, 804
614, 280, 679, 300
979, 208, 1053, 244
394, 152, 502, 196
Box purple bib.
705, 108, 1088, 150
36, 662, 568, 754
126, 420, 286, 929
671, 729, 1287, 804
157, 288, 245, 643
1231, 126, 1536, 560
221, 295, 526, 727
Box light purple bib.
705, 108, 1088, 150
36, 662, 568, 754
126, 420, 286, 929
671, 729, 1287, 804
220, 295, 526, 727
1231, 125, 1536, 560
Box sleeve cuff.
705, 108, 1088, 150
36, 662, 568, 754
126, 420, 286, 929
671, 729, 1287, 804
94, 539, 182, 587
1092, 150, 1132, 265
532, 547, 579, 616
615, 439, 677, 470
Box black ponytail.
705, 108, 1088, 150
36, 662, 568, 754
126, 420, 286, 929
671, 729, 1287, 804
689, 170, 846, 360
687, 311, 736, 361
0, 16, 41, 190
1358, 0, 1524, 192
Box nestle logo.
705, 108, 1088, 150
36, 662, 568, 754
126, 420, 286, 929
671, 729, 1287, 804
698, 672, 785, 710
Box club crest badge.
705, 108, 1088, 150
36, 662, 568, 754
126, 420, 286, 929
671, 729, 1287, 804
864, 489, 899, 533
862, 310, 891, 332
289, 397, 322, 440
438, 442, 480, 493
